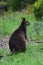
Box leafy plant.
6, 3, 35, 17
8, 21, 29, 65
34, 0, 43, 19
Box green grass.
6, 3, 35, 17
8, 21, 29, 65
0, 11, 43, 40
0, 11, 43, 65
0, 43, 43, 65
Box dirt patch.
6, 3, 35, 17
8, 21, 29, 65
0, 35, 10, 49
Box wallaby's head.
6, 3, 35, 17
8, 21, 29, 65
22, 18, 30, 26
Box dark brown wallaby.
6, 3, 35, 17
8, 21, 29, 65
9, 18, 30, 53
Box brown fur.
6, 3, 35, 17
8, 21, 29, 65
9, 18, 30, 53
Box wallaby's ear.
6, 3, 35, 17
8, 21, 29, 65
21, 17, 26, 20
23, 18, 25, 21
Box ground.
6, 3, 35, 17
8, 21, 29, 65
0, 35, 9, 49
